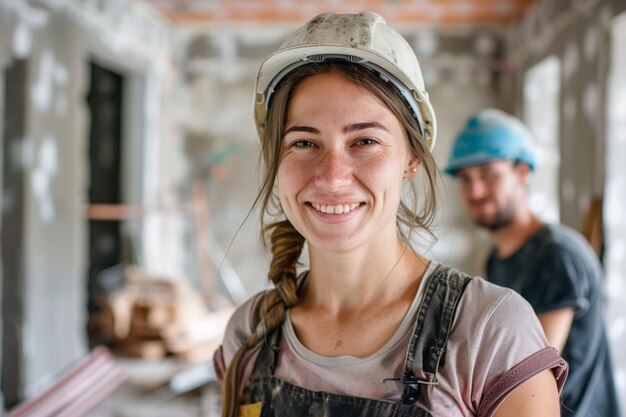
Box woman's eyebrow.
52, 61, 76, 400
343, 122, 389, 133
283, 121, 389, 136
283, 125, 319, 135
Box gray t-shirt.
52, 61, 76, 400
487, 224, 621, 417
218, 261, 566, 416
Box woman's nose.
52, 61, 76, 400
314, 151, 352, 190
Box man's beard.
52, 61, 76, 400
473, 204, 516, 231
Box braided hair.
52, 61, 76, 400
221, 220, 304, 416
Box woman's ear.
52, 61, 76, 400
404, 158, 421, 178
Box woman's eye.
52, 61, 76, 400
355, 138, 378, 146
292, 140, 315, 149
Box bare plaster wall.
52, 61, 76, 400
606, 6, 626, 406
428, 81, 504, 277
0, 0, 177, 399
177, 28, 277, 297
22, 11, 88, 393
507, 0, 626, 228
0, 8, 11, 410
506, 0, 626, 404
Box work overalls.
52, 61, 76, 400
239, 265, 472, 417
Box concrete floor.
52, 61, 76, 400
87, 357, 221, 417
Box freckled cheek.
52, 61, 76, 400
357, 171, 380, 191
356, 161, 403, 190
277, 161, 312, 201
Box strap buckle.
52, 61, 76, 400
382, 375, 439, 405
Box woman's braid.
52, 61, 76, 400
221, 220, 304, 417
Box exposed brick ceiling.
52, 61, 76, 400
144, 0, 536, 26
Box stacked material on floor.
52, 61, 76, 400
7, 347, 126, 417
92, 265, 234, 363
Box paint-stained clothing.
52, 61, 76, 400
215, 262, 567, 416
487, 224, 621, 417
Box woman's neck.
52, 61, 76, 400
290, 237, 430, 357
303, 237, 428, 313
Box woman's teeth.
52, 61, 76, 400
312, 203, 360, 214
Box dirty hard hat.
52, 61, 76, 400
444, 108, 536, 176
254, 11, 437, 150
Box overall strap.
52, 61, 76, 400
400, 265, 472, 408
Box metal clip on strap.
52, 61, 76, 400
400, 375, 439, 405
402, 379, 420, 405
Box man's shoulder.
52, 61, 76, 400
539, 224, 600, 264
528, 224, 604, 296
543, 223, 587, 244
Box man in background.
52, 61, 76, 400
446, 108, 620, 417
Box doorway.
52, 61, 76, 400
1, 58, 28, 408
86, 63, 124, 330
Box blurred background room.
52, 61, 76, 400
0, 0, 625, 415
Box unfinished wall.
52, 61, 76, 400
0, 0, 180, 403
506, 0, 626, 227
507, 0, 626, 405
174, 25, 293, 298
606, 9, 626, 407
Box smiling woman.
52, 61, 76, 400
213, 11, 567, 417
277, 71, 416, 251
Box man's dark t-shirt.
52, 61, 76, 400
487, 224, 621, 417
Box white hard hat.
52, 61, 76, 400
254, 11, 437, 150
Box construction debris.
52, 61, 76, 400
90, 265, 233, 363
7, 347, 126, 417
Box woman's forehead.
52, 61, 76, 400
285, 72, 398, 124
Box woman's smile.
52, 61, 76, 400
304, 201, 366, 225
309, 202, 362, 214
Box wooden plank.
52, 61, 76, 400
7, 347, 126, 417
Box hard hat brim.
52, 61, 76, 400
254, 45, 437, 151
